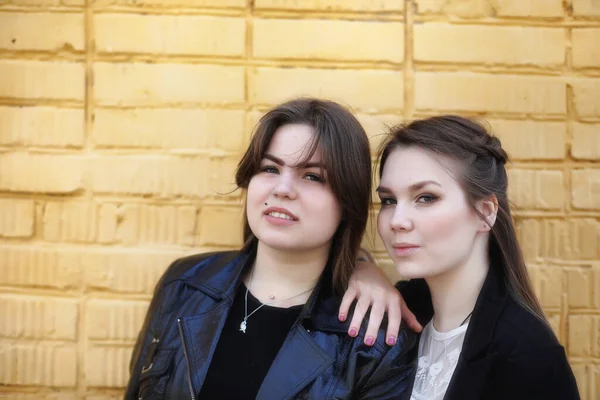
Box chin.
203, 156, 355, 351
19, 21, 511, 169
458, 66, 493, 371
393, 261, 426, 280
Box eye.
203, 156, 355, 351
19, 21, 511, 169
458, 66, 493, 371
379, 197, 397, 206
416, 194, 439, 204
261, 165, 279, 174
305, 173, 325, 182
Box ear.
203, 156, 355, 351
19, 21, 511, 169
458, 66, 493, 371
476, 195, 498, 232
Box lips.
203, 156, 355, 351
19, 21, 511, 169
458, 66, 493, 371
264, 207, 298, 221
392, 242, 420, 256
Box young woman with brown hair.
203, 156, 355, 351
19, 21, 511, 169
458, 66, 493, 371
125, 98, 417, 400
342, 115, 580, 399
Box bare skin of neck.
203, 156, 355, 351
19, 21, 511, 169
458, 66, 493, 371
243, 242, 329, 307
426, 236, 490, 333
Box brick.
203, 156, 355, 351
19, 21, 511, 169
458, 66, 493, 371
95, 15, 245, 57
0, 198, 34, 237
92, 0, 245, 7
0, 294, 78, 340
0, 245, 82, 289
489, 120, 565, 160
0, 341, 77, 387
573, 29, 600, 67
251, 67, 404, 113
568, 315, 600, 357
93, 108, 245, 152
89, 155, 209, 198
208, 156, 241, 199
98, 203, 118, 243
567, 267, 599, 309
116, 204, 197, 245
415, 72, 566, 115
356, 113, 403, 153
571, 364, 589, 400
515, 218, 599, 260
0, 60, 84, 101
547, 315, 560, 339
94, 63, 245, 106
0, 152, 84, 194
573, 0, 600, 17
573, 79, 600, 118
85, 346, 131, 388
572, 123, 600, 160
197, 206, 243, 247
6, 394, 78, 400
0, 106, 84, 148
255, 0, 404, 11
571, 169, 600, 209
0, 13, 84, 51
6, 0, 84, 6
414, 24, 564, 66
531, 266, 562, 309
43, 201, 97, 242
82, 249, 183, 294
508, 169, 564, 210
254, 19, 403, 63
415, 0, 564, 17
86, 299, 148, 341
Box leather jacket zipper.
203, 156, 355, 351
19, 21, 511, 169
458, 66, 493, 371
177, 318, 196, 400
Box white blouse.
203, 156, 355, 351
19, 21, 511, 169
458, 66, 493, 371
410, 320, 468, 400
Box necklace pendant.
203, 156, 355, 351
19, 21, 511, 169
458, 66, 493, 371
239, 320, 247, 333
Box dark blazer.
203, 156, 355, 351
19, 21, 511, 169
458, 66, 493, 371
398, 265, 580, 400
125, 251, 417, 400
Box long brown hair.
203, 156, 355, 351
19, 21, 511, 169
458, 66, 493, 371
378, 115, 547, 324
236, 98, 372, 295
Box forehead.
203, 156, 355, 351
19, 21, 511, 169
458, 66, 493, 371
265, 123, 321, 163
380, 146, 460, 188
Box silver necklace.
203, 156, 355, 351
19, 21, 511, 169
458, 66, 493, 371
239, 283, 314, 334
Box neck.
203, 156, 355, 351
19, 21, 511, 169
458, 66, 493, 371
245, 242, 329, 307
426, 241, 490, 333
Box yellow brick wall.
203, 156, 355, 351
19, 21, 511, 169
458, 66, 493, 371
0, 0, 598, 398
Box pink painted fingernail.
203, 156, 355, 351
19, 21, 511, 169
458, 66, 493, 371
339, 313, 346, 322
386, 336, 396, 346
365, 336, 374, 346
349, 328, 358, 337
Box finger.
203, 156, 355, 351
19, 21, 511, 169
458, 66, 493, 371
348, 296, 371, 337
338, 286, 358, 322
401, 300, 423, 333
385, 298, 402, 346
364, 303, 385, 346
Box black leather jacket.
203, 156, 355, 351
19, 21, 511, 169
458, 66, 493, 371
125, 251, 417, 400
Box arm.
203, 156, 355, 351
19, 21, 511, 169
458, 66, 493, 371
339, 258, 423, 347
493, 346, 580, 399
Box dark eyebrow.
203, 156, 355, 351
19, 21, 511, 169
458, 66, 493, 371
263, 154, 284, 165
263, 154, 325, 170
376, 180, 442, 193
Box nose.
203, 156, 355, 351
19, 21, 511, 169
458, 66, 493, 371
272, 174, 297, 200
390, 204, 413, 232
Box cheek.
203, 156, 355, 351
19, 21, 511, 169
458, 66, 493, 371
420, 203, 474, 245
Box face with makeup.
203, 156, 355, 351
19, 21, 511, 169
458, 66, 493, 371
377, 146, 487, 280
246, 123, 342, 253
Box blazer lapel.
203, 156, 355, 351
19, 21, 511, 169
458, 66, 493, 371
444, 266, 508, 400
256, 325, 334, 400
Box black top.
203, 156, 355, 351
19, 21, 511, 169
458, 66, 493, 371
199, 283, 303, 399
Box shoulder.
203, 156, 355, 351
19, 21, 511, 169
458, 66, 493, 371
490, 297, 562, 358
159, 251, 241, 287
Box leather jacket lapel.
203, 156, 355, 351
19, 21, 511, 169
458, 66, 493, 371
178, 300, 233, 398
257, 325, 333, 400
